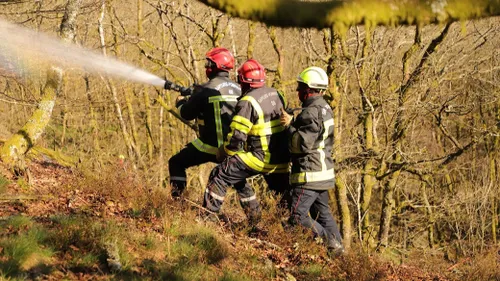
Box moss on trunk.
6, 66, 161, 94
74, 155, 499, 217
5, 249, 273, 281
0, 68, 62, 165
195, 0, 500, 29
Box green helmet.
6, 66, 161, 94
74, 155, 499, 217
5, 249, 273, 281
297, 66, 328, 90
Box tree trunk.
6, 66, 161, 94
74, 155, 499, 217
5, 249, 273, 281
1, 67, 62, 165
356, 25, 377, 247
378, 169, 399, 248
421, 176, 436, 248
247, 21, 256, 59
268, 26, 284, 93
0, 0, 81, 166
137, 0, 154, 162
327, 27, 351, 249
491, 102, 500, 244
84, 75, 100, 152
377, 23, 451, 249
98, 0, 143, 168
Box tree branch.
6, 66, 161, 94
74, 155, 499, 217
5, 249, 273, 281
195, 0, 500, 29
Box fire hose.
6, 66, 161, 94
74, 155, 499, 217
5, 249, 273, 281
163, 79, 198, 96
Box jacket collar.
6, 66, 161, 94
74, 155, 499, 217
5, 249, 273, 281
209, 71, 230, 79
302, 95, 322, 107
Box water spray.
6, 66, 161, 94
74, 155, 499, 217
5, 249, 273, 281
0, 18, 188, 92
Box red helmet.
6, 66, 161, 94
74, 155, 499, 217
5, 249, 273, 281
237, 59, 265, 88
205, 47, 234, 71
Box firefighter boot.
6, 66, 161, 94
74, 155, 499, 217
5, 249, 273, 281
170, 181, 186, 199
327, 238, 345, 258
245, 205, 262, 227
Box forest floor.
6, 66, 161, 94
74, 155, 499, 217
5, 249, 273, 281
0, 157, 498, 281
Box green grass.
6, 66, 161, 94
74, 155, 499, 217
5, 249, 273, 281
219, 271, 254, 281
179, 227, 229, 264
47, 216, 106, 252
0, 175, 9, 193
0, 214, 233, 279
299, 263, 324, 279
0, 225, 54, 277
0, 216, 33, 232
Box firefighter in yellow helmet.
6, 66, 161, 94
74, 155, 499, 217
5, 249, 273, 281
280, 66, 344, 257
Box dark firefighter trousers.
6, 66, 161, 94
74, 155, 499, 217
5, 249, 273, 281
203, 155, 290, 223
168, 143, 232, 197
290, 187, 342, 247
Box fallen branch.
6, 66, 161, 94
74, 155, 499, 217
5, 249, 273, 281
248, 237, 282, 250
0, 195, 53, 201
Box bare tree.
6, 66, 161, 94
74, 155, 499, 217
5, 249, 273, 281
0, 0, 82, 168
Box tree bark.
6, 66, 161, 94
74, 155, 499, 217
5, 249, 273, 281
326, 27, 352, 249
195, 0, 500, 29
137, 0, 154, 162
355, 26, 378, 246
0, 0, 81, 166
267, 26, 284, 92
0, 67, 62, 165
247, 21, 256, 59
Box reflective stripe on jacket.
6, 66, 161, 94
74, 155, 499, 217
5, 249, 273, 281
177, 72, 241, 155
288, 96, 335, 190
224, 86, 289, 173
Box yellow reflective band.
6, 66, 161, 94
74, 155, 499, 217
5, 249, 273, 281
318, 118, 333, 170
232, 115, 253, 129
240, 195, 257, 202
248, 119, 285, 136
208, 95, 239, 103
238, 152, 289, 173
290, 168, 335, 184
223, 131, 239, 156
241, 96, 271, 163
225, 146, 238, 156
191, 138, 218, 155
241, 96, 264, 123
209, 95, 239, 147
205, 188, 225, 201
197, 119, 205, 126
231, 120, 251, 134
213, 101, 223, 146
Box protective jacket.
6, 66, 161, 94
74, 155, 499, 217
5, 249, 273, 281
176, 72, 241, 155
288, 96, 335, 190
224, 86, 289, 173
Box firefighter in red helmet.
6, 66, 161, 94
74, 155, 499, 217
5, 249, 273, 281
202, 59, 291, 225
167, 47, 241, 198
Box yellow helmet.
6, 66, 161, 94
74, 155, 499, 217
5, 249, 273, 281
297, 66, 328, 90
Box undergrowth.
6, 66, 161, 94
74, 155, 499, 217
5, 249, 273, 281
1, 163, 499, 280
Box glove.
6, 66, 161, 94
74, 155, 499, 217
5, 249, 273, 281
280, 108, 293, 127
216, 145, 228, 163
180, 86, 194, 96
175, 95, 187, 108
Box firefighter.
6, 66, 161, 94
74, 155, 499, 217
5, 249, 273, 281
280, 66, 344, 257
203, 59, 290, 225
167, 47, 241, 198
